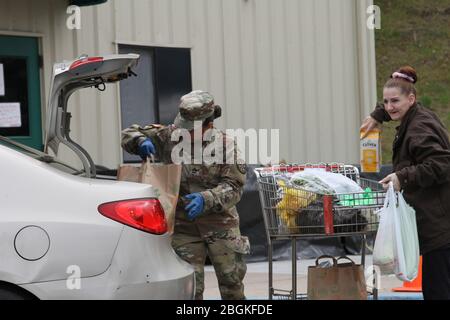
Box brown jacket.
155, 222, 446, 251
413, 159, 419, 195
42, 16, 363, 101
372, 103, 450, 253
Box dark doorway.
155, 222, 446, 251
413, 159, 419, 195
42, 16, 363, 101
119, 45, 192, 163
0, 36, 42, 150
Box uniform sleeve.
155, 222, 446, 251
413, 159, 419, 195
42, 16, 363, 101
200, 139, 247, 213
121, 125, 149, 155
396, 126, 450, 190
370, 101, 392, 123
121, 124, 165, 155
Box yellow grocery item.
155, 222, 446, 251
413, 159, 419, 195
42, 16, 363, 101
276, 180, 317, 231
360, 129, 381, 173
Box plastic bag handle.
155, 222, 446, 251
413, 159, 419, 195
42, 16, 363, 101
315, 255, 337, 267
382, 182, 397, 210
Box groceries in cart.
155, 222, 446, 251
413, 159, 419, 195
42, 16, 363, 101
276, 179, 317, 230
339, 188, 377, 207
266, 166, 383, 235
254, 164, 385, 300
289, 170, 378, 206
290, 170, 362, 194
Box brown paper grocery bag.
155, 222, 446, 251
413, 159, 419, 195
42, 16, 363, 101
117, 159, 182, 234
117, 164, 141, 183
307, 256, 367, 300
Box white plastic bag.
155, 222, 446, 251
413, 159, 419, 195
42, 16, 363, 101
393, 187, 420, 282
290, 170, 363, 195
372, 184, 395, 274
373, 183, 420, 282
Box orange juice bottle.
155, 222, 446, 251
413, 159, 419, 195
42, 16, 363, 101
360, 129, 381, 173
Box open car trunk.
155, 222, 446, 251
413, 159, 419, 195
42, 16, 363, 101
44, 54, 139, 178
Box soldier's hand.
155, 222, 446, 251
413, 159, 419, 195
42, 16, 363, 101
360, 116, 381, 139
138, 138, 156, 160
184, 193, 205, 221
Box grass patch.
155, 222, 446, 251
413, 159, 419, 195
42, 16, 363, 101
374, 0, 450, 164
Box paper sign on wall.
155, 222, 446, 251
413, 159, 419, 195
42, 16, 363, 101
0, 64, 4, 96
0, 103, 22, 127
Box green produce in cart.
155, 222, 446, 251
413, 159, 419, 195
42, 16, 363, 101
339, 188, 376, 207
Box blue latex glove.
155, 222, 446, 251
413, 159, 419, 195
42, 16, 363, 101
138, 138, 156, 160
184, 193, 205, 221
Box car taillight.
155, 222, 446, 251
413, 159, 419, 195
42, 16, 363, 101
69, 56, 104, 70
98, 199, 167, 235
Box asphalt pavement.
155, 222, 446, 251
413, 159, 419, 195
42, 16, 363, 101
204, 255, 423, 300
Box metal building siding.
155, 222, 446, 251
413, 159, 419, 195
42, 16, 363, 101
0, 0, 376, 168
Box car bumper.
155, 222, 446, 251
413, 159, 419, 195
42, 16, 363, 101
20, 271, 195, 300
20, 228, 195, 300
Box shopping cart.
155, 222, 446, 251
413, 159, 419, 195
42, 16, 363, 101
254, 163, 386, 300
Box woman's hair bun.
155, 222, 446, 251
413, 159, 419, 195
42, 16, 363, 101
392, 66, 418, 84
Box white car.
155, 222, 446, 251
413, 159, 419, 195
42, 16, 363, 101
0, 54, 195, 300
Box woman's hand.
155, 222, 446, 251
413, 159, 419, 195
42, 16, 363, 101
360, 116, 381, 139
379, 173, 401, 191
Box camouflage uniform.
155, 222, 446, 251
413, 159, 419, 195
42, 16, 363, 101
121, 90, 250, 300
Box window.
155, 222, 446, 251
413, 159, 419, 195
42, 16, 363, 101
0, 57, 30, 136
0, 35, 43, 150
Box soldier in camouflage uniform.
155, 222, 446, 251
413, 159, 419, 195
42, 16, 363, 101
121, 90, 250, 300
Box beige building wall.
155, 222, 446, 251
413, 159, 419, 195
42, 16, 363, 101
0, 0, 377, 169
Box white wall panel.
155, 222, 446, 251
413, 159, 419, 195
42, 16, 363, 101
0, 0, 377, 168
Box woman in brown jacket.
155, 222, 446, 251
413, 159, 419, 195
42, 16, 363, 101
361, 66, 450, 300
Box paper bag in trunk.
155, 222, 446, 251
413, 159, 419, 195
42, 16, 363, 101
117, 159, 182, 234
307, 255, 367, 300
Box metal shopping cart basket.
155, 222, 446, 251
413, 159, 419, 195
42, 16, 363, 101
254, 163, 386, 300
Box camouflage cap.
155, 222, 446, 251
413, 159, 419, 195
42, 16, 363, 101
174, 90, 215, 130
